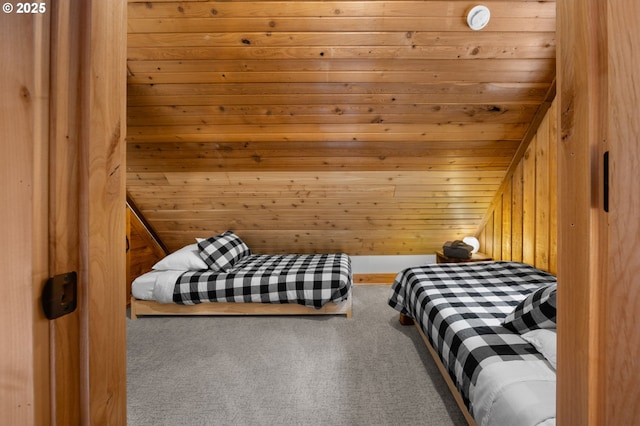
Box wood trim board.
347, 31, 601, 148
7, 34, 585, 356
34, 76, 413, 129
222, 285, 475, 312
353, 273, 397, 285
399, 314, 477, 426
130, 292, 352, 319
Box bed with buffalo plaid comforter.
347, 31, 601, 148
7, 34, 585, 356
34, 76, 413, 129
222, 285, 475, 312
388, 261, 557, 417
173, 253, 351, 308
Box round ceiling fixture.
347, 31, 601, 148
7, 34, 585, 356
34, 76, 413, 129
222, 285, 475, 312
467, 5, 490, 31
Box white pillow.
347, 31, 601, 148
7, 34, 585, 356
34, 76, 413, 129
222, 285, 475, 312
152, 243, 208, 271
521, 329, 557, 370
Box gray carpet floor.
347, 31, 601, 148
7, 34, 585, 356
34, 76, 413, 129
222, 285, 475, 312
127, 285, 467, 426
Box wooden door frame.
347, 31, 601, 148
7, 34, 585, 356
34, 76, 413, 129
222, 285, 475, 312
76, 0, 127, 423
1, 0, 127, 424
0, 8, 52, 425
557, 0, 608, 424
602, 1, 640, 423
558, 0, 640, 424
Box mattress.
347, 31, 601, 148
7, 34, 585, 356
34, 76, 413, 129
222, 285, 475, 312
388, 261, 557, 426
133, 253, 352, 309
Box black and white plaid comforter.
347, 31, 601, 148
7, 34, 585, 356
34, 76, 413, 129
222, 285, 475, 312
173, 253, 352, 308
388, 261, 557, 414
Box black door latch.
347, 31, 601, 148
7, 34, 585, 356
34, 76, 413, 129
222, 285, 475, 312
42, 271, 77, 320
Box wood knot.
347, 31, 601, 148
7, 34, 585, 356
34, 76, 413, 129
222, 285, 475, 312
20, 86, 31, 102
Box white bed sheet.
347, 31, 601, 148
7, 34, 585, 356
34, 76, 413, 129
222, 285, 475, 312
131, 270, 185, 303
471, 359, 556, 426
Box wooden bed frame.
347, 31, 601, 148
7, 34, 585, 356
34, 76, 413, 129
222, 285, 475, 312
130, 292, 352, 320
399, 313, 477, 426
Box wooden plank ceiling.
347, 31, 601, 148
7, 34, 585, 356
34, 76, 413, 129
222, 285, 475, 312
126, 0, 556, 255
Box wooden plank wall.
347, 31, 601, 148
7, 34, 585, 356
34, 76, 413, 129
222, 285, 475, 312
126, 205, 168, 302
475, 99, 557, 274
126, 0, 556, 255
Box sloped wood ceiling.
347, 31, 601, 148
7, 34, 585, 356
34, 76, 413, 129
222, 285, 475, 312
126, 0, 556, 255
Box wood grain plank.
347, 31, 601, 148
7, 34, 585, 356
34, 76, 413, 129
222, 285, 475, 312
492, 195, 503, 260
143, 218, 483, 232
127, 31, 556, 51
126, 156, 512, 172
126, 58, 555, 74
128, 44, 555, 61
127, 70, 554, 85
127, 104, 537, 126
521, 139, 536, 265
127, 122, 529, 136
128, 1, 555, 19
0, 10, 51, 425
131, 296, 352, 319
82, 1, 127, 423
126, 143, 518, 161
557, 0, 603, 421
510, 160, 524, 262
604, 1, 640, 424
128, 17, 555, 34
548, 101, 558, 275
125, 195, 491, 211
49, 1, 82, 422
501, 181, 512, 261
534, 111, 550, 270
151, 170, 506, 185
126, 81, 550, 97
159, 229, 475, 255
126, 88, 550, 107
484, 212, 495, 257
353, 273, 397, 285
127, 30, 556, 50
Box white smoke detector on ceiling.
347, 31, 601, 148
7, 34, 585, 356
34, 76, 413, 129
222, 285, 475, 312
467, 5, 491, 31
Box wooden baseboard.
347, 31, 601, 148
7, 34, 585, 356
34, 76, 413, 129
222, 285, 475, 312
413, 322, 477, 426
353, 273, 397, 285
